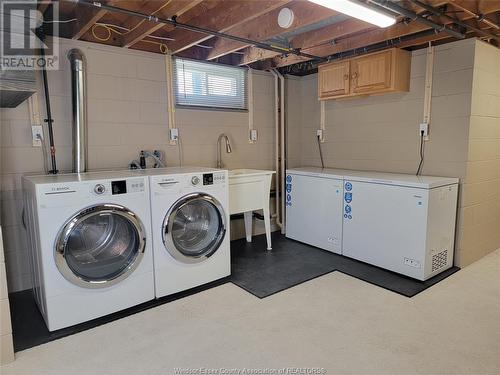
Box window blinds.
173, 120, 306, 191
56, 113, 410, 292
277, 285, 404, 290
173, 58, 247, 110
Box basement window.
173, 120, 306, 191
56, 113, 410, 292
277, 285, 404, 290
173, 58, 247, 110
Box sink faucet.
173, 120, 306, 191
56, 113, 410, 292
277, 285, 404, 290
217, 133, 232, 168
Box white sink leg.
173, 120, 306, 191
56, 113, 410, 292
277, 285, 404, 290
263, 205, 272, 250
244, 211, 253, 242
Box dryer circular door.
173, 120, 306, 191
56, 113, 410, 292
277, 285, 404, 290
162, 193, 227, 264
55, 204, 146, 288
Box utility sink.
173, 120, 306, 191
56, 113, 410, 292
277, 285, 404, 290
228, 169, 275, 250
229, 169, 273, 177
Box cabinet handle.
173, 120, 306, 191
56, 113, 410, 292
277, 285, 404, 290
351, 72, 358, 79
343, 74, 349, 80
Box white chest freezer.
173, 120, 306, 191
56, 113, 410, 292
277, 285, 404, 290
285, 168, 344, 254
342, 172, 459, 280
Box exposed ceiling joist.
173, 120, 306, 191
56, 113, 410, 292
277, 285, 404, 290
448, 0, 500, 29
71, 7, 107, 40
46, 0, 500, 72
203, 0, 338, 61
268, 21, 431, 69
121, 0, 204, 48
166, 0, 291, 54
263, 0, 500, 69
237, 17, 372, 66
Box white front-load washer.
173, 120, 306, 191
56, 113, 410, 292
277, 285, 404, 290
22, 171, 155, 331
145, 167, 230, 298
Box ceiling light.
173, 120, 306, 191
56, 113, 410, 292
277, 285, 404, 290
308, 0, 396, 28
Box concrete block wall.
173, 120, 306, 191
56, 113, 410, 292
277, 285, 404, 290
0, 37, 277, 292
286, 38, 500, 268
459, 40, 500, 265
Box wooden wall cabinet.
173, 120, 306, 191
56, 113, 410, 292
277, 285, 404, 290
318, 48, 411, 100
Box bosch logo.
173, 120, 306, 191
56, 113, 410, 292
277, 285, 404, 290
52, 186, 70, 191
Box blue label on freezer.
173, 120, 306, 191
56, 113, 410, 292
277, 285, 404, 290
345, 205, 351, 213
344, 192, 352, 203
348, 215, 352, 219
286, 175, 292, 182
286, 194, 292, 202
286, 183, 292, 193
344, 214, 348, 218
345, 182, 352, 191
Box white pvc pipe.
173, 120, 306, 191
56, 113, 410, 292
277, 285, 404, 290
423, 44, 434, 128
276, 70, 286, 235
270, 69, 282, 231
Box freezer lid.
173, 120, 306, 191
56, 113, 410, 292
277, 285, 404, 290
286, 167, 344, 180
343, 171, 459, 189
286, 167, 458, 188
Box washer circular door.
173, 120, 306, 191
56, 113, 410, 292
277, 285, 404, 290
55, 204, 146, 288
162, 193, 227, 264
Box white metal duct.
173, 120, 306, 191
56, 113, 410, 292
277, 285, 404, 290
68, 49, 88, 173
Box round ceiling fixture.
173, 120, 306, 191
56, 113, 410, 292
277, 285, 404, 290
278, 8, 294, 29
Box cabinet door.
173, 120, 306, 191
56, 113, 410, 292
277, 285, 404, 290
318, 61, 350, 99
351, 50, 392, 94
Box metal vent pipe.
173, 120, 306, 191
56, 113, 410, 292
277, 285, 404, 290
68, 49, 88, 173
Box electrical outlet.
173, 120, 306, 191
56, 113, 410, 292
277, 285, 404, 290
32, 125, 43, 147
169, 128, 179, 142
420, 122, 429, 140
249, 129, 258, 142
316, 129, 324, 142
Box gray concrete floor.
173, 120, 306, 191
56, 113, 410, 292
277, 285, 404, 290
3, 249, 500, 375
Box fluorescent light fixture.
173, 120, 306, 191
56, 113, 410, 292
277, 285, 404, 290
308, 0, 396, 28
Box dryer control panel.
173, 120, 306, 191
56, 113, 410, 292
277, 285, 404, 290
200, 172, 225, 186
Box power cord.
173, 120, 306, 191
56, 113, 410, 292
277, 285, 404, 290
416, 130, 425, 175
317, 134, 325, 169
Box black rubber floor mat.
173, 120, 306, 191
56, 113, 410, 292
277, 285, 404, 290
230, 233, 459, 298
9, 277, 229, 352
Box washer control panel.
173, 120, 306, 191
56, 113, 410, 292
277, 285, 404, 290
90, 178, 145, 196
191, 176, 200, 185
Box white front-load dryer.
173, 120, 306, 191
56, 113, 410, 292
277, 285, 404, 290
146, 167, 230, 298
22, 171, 155, 331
